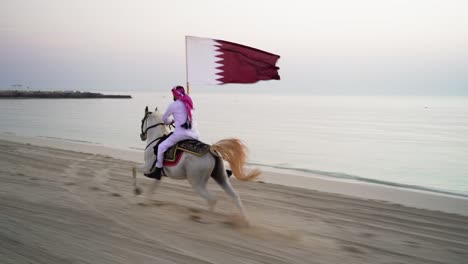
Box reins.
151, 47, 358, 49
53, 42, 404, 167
143, 123, 165, 135
140, 111, 170, 150
146, 136, 163, 150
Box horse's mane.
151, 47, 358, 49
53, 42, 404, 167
151, 111, 170, 134
151, 110, 163, 121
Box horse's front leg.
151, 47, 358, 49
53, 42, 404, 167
131, 165, 161, 202
132, 164, 152, 195
131, 152, 156, 195
132, 166, 143, 195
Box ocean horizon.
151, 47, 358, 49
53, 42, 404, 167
1, 92, 467, 197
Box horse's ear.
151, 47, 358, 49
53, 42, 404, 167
155, 107, 158, 112
145, 106, 148, 113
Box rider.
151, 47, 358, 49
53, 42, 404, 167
146, 85, 200, 179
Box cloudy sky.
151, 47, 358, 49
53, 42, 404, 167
1, 0, 467, 94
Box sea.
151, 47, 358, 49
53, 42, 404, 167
1, 92, 468, 197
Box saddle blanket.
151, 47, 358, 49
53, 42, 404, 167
163, 140, 211, 166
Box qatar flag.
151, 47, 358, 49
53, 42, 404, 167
186, 36, 280, 85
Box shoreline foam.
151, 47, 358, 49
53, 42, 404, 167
251, 162, 468, 199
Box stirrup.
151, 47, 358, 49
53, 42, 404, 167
145, 167, 162, 180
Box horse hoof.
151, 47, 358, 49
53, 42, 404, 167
134, 187, 142, 196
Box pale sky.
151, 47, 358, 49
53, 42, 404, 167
1, 0, 467, 94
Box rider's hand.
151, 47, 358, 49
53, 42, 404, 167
168, 120, 175, 129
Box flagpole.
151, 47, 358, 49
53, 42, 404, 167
185, 36, 190, 94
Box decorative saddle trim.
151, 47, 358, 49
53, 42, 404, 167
164, 139, 211, 163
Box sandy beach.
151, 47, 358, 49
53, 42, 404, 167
1, 137, 468, 264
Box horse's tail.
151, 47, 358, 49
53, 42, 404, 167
210, 138, 261, 181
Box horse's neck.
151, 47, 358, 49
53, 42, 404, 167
146, 126, 165, 143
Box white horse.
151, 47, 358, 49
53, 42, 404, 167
132, 106, 260, 221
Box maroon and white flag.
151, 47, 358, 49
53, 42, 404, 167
186, 36, 280, 85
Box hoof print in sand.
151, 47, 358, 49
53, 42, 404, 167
151, 201, 166, 207
189, 208, 201, 214
190, 214, 209, 224
360, 232, 376, 238
403, 240, 420, 248
223, 216, 250, 228
341, 245, 365, 254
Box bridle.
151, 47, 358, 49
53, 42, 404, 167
141, 112, 165, 135
140, 111, 165, 147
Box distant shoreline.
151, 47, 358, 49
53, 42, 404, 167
0, 90, 131, 99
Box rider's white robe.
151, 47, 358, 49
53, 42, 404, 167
155, 100, 199, 168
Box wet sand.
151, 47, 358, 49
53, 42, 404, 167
1, 139, 468, 263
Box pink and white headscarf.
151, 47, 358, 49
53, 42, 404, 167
172, 86, 194, 121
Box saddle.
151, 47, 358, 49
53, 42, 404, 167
163, 139, 211, 166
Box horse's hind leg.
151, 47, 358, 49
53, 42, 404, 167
211, 157, 248, 220
192, 184, 217, 212
187, 164, 217, 212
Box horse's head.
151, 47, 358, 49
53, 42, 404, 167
140, 106, 168, 141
